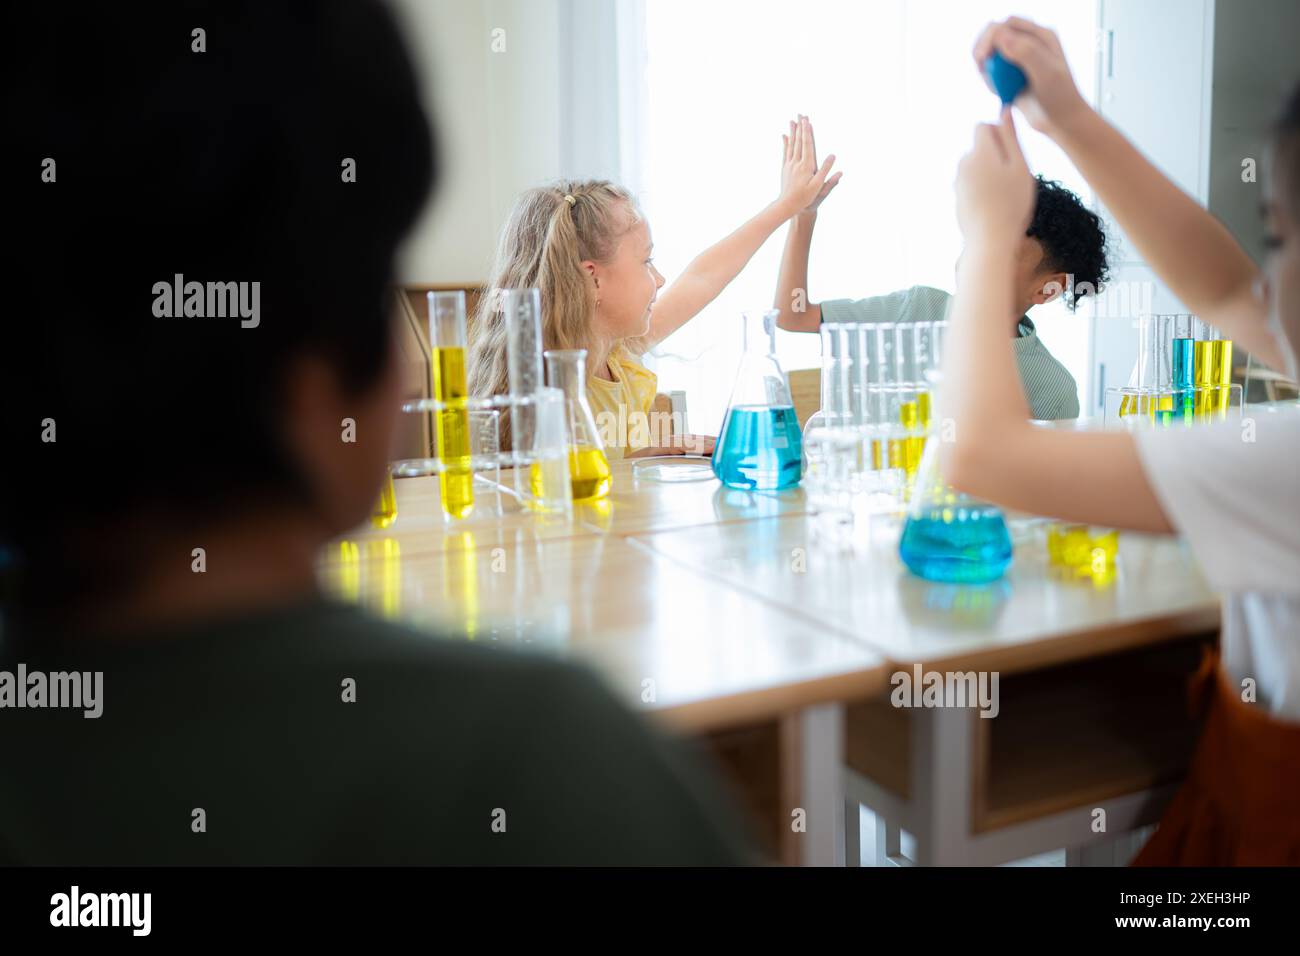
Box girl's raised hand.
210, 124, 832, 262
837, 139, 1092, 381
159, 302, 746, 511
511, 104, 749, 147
972, 17, 1090, 139
779, 115, 841, 217
955, 108, 1035, 244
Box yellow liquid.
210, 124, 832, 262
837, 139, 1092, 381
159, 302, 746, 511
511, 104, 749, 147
440, 532, 478, 641
432, 346, 474, 519
335, 540, 361, 602
526, 448, 610, 503
905, 436, 926, 474
371, 472, 397, 529
371, 538, 402, 620
1047, 523, 1118, 577
1118, 393, 1174, 421
896, 396, 928, 475
1193, 340, 1217, 417
870, 438, 883, 470
1212, 339, 1233, 415
568, 446, 611, 501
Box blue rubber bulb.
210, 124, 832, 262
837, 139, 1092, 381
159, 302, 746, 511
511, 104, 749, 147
984, 50, 1027, 104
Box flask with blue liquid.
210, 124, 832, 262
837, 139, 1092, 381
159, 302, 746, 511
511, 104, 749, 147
897, 325, 1013, 583
713, 309, 803, 490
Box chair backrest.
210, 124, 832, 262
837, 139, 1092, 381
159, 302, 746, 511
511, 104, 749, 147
786, 368, 822, 428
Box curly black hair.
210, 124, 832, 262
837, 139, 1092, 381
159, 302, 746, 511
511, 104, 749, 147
1026, 176, 1111, 311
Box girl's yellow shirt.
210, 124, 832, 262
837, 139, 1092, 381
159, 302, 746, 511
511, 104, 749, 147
585, 344, 658, 461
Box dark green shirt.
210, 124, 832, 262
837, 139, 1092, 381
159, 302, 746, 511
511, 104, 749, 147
0, 599, 752, 865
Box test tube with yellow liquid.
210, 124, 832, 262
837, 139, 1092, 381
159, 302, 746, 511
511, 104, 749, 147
1211, 335, 1234, 417
543, 349, 610, 502
428, 291, 474, 519
894, 323, 935, 484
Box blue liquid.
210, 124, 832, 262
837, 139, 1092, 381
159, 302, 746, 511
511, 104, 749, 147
1171, 339, 1196, 424
899, 506, 1013, 583
713, 405, 803, 490
1172, 338, 1195, 388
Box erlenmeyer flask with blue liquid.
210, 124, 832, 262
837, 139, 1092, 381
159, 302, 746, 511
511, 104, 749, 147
897, 322, 1012, 583
713, 309, 802, 490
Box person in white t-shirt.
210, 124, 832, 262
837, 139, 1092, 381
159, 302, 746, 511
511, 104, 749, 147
945, 18, 1300, 865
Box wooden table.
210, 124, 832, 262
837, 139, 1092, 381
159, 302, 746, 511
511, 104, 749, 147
318, 459, 1218, 866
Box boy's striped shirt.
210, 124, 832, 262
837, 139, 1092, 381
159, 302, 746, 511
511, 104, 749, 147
820, 285, 1080, 420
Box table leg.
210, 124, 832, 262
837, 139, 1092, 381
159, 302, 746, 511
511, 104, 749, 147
780, 703, 846, 866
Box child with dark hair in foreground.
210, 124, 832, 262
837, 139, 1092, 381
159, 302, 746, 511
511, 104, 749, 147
0, 1, 751, 866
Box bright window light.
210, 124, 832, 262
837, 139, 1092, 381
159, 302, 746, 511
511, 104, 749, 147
633, 0, 1099, 432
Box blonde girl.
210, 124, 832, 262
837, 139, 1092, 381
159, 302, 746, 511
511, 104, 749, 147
467, 117, 840, 458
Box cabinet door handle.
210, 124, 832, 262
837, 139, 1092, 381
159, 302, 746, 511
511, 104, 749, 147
1106, 29, 1115, 79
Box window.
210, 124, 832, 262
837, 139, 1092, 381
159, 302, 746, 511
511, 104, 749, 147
625, 0, 1099, 431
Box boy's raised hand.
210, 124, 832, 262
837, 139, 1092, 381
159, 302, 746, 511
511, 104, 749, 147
972, 17, 1090, 140
779, 115, 841, 218
955, 108, 1035, 244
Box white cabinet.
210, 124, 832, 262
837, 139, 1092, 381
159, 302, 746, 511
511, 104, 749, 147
1089, 0, 1214, 412
1088, 0, 1300, 410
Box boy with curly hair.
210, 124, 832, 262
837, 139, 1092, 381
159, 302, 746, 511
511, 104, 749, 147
775, 156, 1109, 420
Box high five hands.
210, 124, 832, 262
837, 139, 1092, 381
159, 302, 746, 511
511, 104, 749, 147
779, 115, 842, 218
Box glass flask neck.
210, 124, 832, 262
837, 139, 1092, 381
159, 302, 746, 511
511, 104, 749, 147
741, 310, 777, 355
544, 349, 588, 402
544, 348, 606, 454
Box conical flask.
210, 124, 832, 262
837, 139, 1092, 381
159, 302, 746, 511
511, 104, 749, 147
713, 309, 803, 490
544, 349, 611, 501
897, 323, 1012, 583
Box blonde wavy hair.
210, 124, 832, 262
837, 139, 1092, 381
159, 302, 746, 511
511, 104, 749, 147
468, 179, 643, 450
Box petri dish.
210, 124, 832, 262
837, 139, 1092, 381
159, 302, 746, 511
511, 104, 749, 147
630, 455, 716, 483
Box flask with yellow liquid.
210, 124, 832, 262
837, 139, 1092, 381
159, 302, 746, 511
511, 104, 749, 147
542, 349, 611, 502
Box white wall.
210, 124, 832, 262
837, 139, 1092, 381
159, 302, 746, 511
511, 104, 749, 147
390, 0, 571, 284
1208, 0, 1300, 267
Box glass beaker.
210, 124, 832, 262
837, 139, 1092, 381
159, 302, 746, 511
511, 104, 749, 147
544, 349, 611, 502
525, 387, 574, 514
429, 290, 474, 519
713, 309, 803, 490
1120, 314, 1176, 425
897, 323, 1013, 583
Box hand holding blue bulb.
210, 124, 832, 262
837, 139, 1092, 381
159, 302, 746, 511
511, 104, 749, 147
984, 50, 1027, 104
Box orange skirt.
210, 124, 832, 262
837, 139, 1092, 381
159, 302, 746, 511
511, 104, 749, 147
1133, 649, 1300, 866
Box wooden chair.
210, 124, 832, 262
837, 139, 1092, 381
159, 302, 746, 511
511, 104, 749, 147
1238, 360, 1299, 403
786, 367, 822, 428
